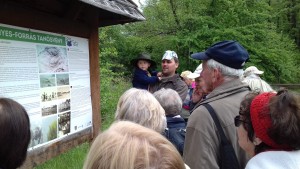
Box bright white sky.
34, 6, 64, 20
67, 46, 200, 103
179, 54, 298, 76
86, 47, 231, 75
132, 0, 146, 8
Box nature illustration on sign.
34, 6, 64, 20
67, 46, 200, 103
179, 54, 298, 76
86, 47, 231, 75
37, 46, 68, 73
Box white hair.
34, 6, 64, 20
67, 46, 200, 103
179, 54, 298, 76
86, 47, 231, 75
153, 88, 182, 116
206, 59, 244, 81
115, 88, 167, 133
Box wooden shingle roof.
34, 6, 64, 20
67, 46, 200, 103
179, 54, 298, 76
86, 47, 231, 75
80, 0, 145, 26
0, 0, 145, 27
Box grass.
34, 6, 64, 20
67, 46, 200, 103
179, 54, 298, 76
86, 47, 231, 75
34, 76, 130, 169
34, 143, 89, 169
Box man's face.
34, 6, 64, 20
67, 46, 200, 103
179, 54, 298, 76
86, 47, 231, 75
195, 77, 208, 94
161, 59, 178, 77
200, 61, 214, 92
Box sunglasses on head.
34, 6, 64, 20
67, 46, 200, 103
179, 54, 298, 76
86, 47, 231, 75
234, 115, 248, 127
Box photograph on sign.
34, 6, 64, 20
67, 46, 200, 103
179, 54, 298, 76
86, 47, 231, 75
0, 23, 93, 150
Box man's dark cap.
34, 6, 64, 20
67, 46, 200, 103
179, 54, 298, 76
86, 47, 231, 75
191, 40, 249, 69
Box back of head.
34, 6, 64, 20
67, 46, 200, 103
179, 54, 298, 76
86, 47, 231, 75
153, 88, 182, 116
243, 66, 264, 78
250, 90, 300, 151
180, 71, 192, 80
268, 89, 300, 149
115, 88, 166, 133
0, 98, 31, 169
242, 66, 274, 92
83, 121, 185, 169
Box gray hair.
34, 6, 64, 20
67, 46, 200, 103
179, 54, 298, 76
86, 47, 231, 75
153, 88, 182, 116
206, 59, 244, 81
115, 88, 167, 133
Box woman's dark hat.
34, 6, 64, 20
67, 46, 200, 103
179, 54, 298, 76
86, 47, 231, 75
131, 53, 156, 68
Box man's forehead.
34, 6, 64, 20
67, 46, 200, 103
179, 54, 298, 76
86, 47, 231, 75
162, 59, 175, 63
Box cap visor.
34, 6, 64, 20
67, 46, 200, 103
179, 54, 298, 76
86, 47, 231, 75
254, 70, 264, 74
187, 73, 200, 79
191, 52, 210, 60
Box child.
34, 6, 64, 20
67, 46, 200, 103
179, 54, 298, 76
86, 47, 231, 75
131, 53, 161, 90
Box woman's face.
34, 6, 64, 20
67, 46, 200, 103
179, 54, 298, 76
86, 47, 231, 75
237, 116, 255, 157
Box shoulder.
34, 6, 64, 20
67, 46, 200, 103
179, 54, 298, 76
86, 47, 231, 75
187, 105, 213, 130
174, 74, 187, 87
246, 151, 300, 169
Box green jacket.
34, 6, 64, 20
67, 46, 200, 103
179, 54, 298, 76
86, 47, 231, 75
183, 79, 250, 169
150, 74, 188, 101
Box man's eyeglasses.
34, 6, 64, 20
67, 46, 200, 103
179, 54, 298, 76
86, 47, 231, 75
234, 115, 248, 127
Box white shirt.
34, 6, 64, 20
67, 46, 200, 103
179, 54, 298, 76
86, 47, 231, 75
246, 150, 300, 169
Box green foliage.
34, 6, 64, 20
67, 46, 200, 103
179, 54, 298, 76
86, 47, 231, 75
111, 0, 300, 83
100, 64, 131, 130
99, 26, 132, 129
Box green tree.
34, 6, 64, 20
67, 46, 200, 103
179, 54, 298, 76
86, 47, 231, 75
100, 0, 300, 83
119, 0, 300, 83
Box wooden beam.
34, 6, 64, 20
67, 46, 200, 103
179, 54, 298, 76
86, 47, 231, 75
63, 0, 83, 21
86, 7, 101, 137
0, 1, 90, 38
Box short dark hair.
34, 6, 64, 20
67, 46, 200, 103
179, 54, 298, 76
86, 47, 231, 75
268, 89, 300, 149
174, 57, 179, 63
0, 98, 31, 169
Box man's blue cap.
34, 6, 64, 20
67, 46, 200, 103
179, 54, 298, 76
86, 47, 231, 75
191, 40, 249, 69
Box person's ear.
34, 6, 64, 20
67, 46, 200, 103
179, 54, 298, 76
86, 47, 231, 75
253, 136, 262, 146
212, 68, 220, 79
175, 62, 179, 69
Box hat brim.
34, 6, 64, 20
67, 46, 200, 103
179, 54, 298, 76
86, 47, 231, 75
191, 52, 210, 60
131, 59, 157, 68
253, 70, 264, 74
187, 73, 200, 79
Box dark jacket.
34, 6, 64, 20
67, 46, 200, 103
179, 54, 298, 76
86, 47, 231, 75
167, 115, 186, 129
165, 115, 186, 155
149, 74, 188, 101
132, 68, 159, 90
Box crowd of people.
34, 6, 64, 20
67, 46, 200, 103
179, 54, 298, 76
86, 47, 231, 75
2, 40, 300, 169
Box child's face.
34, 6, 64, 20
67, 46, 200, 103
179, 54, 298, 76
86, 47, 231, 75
137, 60, 151, 71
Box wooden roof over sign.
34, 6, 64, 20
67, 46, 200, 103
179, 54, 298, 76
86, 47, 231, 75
0, 0, 145, 28
80, 0, 145, 26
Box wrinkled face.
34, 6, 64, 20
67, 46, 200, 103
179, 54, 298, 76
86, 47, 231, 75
161, 59, 178, 77
237, 116, 255, 157
195, 77, 208, 94
200, 61, 214, 92
137, 60, 151, 71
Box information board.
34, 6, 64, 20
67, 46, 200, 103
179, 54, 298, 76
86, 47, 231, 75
0, 23, 93, 149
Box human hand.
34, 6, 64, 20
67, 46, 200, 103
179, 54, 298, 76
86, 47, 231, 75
157, 72, 162, 77
192, 88, 203, 103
